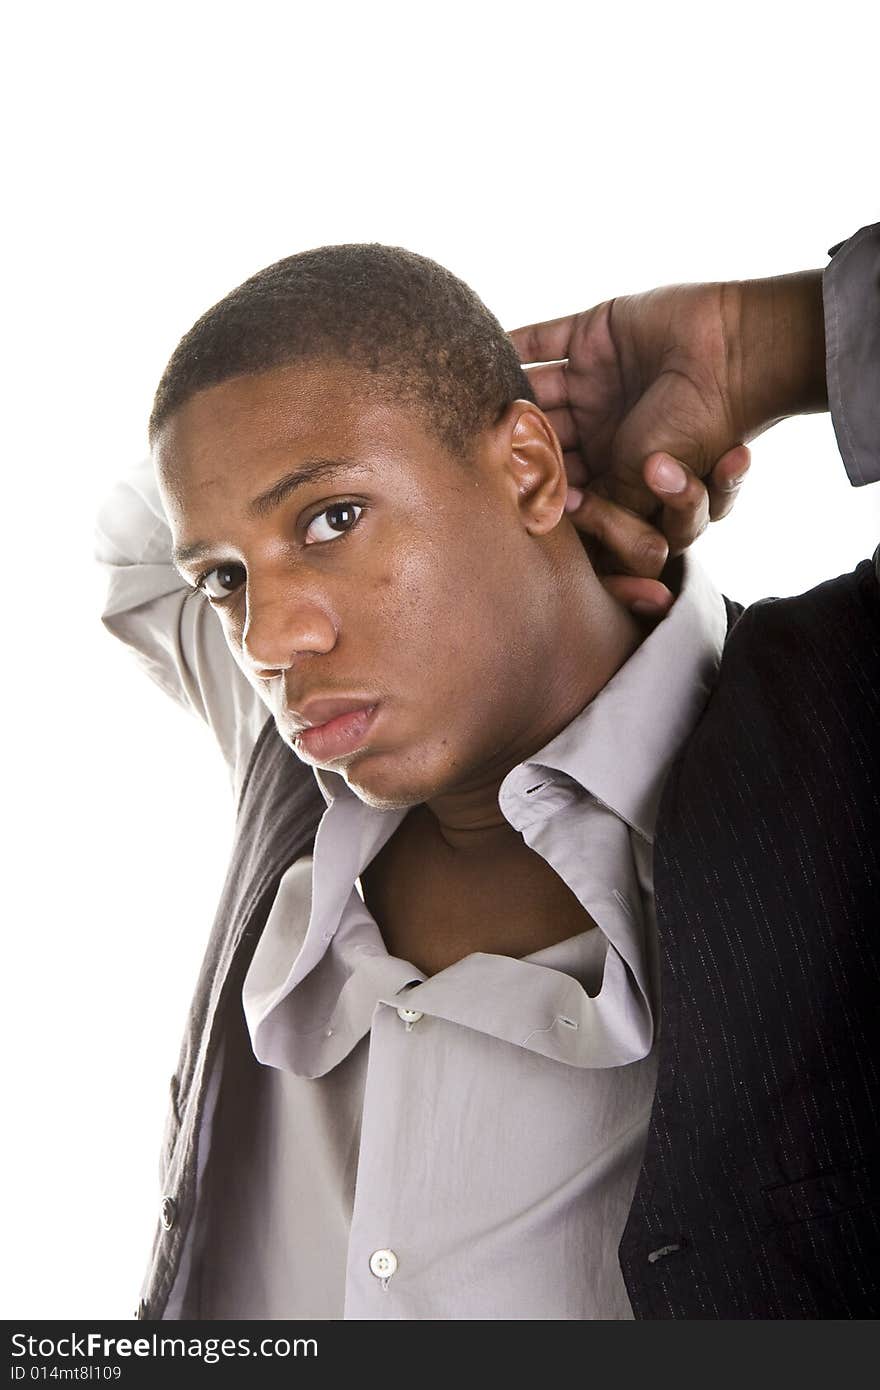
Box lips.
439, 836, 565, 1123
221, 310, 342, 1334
290, 700, 379, 761
290, 696, 379, 731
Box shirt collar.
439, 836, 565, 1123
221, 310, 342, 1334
499, 551, 728, 841
313, 550, 728, 842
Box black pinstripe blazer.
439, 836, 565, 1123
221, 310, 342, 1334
619, 553, 880, 1316
140, 553, 880, 1320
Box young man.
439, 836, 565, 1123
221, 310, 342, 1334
96, 228, 879, 1320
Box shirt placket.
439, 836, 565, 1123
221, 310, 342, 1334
343, 1000, 422, 1317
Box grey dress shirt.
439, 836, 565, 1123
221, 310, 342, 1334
95, 223, 880, 1320
201, 553, 726, 1321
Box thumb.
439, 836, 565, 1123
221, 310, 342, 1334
606, 372, 729, 517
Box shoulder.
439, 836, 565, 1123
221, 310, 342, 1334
671, 553, 880, 786
658, 555, 880, 832
719, 552, 880, 683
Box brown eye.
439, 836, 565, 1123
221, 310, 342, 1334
305, 502, 363, 544
199, 563, 245, 600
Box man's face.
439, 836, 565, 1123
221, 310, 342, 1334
156, 360, 571, 811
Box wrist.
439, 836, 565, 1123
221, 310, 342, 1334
735, 270, 828, 435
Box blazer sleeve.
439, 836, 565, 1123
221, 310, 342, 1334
823, 222, 880, 489
94, 454, 270, 798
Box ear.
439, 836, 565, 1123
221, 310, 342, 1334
494, 400, 567, 536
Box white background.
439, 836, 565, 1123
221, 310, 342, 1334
3, 1, 877, 1319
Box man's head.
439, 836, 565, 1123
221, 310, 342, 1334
148, 243, 536, 459
152, 245, 626, 812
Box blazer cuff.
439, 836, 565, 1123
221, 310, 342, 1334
823, 222, 880, 486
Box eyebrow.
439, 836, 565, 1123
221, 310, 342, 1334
171, 456, 371, 571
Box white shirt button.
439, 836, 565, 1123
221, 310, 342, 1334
396, 1006, 423, 1029
369, 1248, 398, 1280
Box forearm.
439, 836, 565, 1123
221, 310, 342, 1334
95, 455, 269, 794
734, 224, 880, 492
734, 269, 827, 435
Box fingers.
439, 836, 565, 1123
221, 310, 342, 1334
706, 444, 751, 520
600, 575, 676, 622
563, 451, 589, 489
545, 407, 579, 451
566, 487, 674, 618
522, 362, 571, 411
564, 488, 669, 580
642, 445, 751, 555
565, 440, 752, 617
508, 315, 576, 366
642, 453, 710, 557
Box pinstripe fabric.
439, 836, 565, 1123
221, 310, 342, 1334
619, 558, 880, 1316
138, 558, 880, 1320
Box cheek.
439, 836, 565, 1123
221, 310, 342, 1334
374, 538, 523, 699
374, 544, 466, 654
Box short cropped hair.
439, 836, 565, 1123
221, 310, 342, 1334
148, 243, 536, 457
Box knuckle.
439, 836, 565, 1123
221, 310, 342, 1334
680, 475, 709, 511
571, 490, 602, 528
670, 514, 708, 551
684, 487, 711, 528
631, 531, 668, 575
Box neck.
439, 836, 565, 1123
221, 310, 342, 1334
423, 550, 647, 854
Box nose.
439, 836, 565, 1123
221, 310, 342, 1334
241, 575, 338, 678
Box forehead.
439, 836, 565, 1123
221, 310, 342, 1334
154, 360, 449, 503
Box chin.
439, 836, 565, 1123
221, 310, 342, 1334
349, 787, 423, 813
340, 770, 427, 813
339, 747, 451, 812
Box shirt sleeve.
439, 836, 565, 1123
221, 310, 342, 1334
94, 454, 271, 798
823, 222, 880, 487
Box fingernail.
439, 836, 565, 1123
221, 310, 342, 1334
564, 486, 584, 512
652, 457, 687, 493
